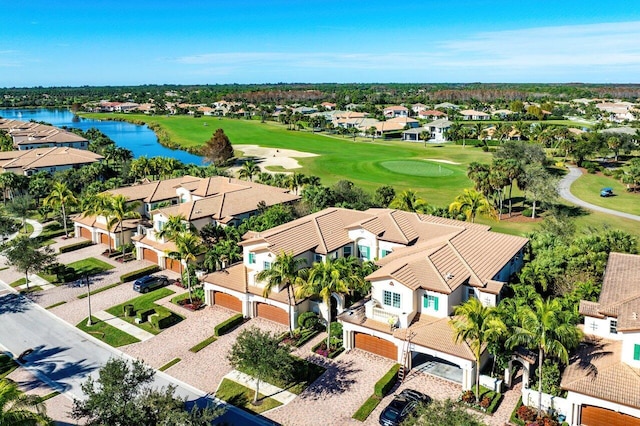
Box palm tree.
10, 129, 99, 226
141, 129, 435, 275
389, 190, 428, 213
286, 172, 306, 195
0, 379, 53, 425
156, 214, 192, 242
171, 231, 203, 303
106, 194, 141, 260
43, 182, 77, 237
506, 296, 582, 415
0, 173, 18, 205
607, 136, 621, 162
6, 195, 34, 233
450, 298, 506, 403
256, 252, 306, 336
296, 258, 352, 350
419, 130, 430, 147
238, 160, 260, 182
449, 189, 495, 223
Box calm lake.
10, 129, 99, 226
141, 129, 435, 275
0, 108, 204, 165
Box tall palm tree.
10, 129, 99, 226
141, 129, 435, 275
256, 252, 306, 336
450, 298, 506, 402
170, 231, 203, 303
0, 379, 53, 425
156, 214, 192, 242
43, 182, 77, 237
238, 160, 260, 182
106, 194, 141, 260
286, 172, 306, 195
296, 258, 352, 350
389, 190, 428, 213
506, 296, 582, 415
449, 189, 495, 223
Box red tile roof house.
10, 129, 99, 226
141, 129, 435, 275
418, 109, 448, 120
201, 207, 527, 390
383, 105, 409, 118
73, 176, 299, 261
558, 252, 640, 425
458, 109, 491, 121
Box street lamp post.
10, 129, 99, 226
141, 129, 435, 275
85, 273, 93, 327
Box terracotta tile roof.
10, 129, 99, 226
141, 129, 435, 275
107, 177, 188, 203
394, 314, 475, 361
561, 337, 640, 409
72, 214, 139, 232
0, 147, 102, 172
383, 105, 408, 111
580, 253, 640, 331
201, 263, 247, 293
133, 235, 176, 253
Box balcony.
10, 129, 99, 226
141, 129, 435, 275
365, 299, 411, 328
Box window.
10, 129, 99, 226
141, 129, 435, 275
357, 244, 370, 260
423, 294, 439, 311
589, 321, 598, 332
263, 261, 272, 270
383, 290, 401, 308
248, 253, 256, 264
156, 221, 165, 231
467, 287, 476, 300
634, 344, 640, 361
314, 254, 322, 263
610, 319, 618, 334
381, 249, 392, 258
343, 246, 352, 257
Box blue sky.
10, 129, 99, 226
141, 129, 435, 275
2, 0, 639, 87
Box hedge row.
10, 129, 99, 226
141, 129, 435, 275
58, 240, 93, 253
214, 313, 244, 336
120, 265, 160, 283
352, 395, 382, 422
150, 311, 177, 330
374, 364, 400, 397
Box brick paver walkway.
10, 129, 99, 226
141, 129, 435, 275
92, 310, 154, 341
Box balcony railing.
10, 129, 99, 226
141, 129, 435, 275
365, 299, 411, 328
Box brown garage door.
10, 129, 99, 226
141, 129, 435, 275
354, 333, 397, 360
581, 405, 640, 426
256, 303, 289, 325
214, 292, 242, 312
79, 227, 92, 240
166, 258, 182, 273
100, 233, 111, 246
142, 248, 158, 264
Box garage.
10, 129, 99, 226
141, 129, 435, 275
166, 258, 182, 273
79, 227, 92, 240
581, 405, 640, 426
99, 233, 111, 247
354, 333, 397, 360
213, 292, 242, 312
142, 248, 158, 264
256, 303, 289, 325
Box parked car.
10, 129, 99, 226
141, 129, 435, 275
600, 187, 614, 197
133, 275, 169, 293
379, 389, 430, 426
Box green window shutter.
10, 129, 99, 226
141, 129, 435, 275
423, 295, 428, 308
434, 297, 439, 311
248, 253, 255, 264
634, 344, 640, 361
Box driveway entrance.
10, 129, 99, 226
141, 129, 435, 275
412, 353, 463, 383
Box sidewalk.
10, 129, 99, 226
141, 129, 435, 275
16, 274, 56, 291
92, 310, 155, 341
223, 370, 297, 405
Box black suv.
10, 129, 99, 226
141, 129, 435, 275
133, 275, 169, 293
379, 389, 430, 426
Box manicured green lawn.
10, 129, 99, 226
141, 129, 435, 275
570, 173, 640, 216
237, 355, 326, 395
105, 288, 180, 335
76, 316, 140, 347
379, 160, 456, 177
215, 379, 282, 414
68, 257, 115, 276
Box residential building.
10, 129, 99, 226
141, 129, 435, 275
418, 109, 447, 120
383, 105, 409, 118
434, 102, 459, 110
562, 252, 640, 425
373, 117, 419, 136
423, 119, 453, 142
0, 147, 103, 176
0, 119, 89, 150
411, 103, 428, 114
459, 109, 491, 121
202, 207, 527, 390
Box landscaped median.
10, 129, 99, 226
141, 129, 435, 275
105, 288, 183, 335
76, 316, 140, 347
215, 379, 282, 414
352, 364, 400, 422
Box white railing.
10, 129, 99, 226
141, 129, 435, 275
372, 306, 395, 323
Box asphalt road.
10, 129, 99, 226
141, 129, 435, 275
0, 290, 277, 426
558, 166, 640, 222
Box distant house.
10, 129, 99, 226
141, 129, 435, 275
434, 102, 459, 110
418, 110, 447, 120
321, 102, 336, 110
562, 253, 640, 425
423, 119, 453, 142
411, 103, 428, 114
0, 147, 103, 176
383, 105, 409, 118
458, 109, 491, 121
401, 127, 428, 142
374, 117, 419, 136
492, 109, 514, 119
0, 119, 89, 150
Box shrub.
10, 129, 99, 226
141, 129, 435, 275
603, 169, 613, 177
214, 313, 244, 336
136, 308, 155, 323
150, 311, 177, 330
123, 304, 135, 317
461, 390, 475, 404
522, 208, 536, 218
374, 364, 400, 397
516, 404, 537, 422
329, 321, 343, 338
58, 240, 93, 253
479, 396, 491, 409
297, 311, 318, 329
119, 265, 160, 283
352, 395, 381, 421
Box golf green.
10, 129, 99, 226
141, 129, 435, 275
380, 160, 455, 177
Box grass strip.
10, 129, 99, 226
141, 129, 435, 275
215, 379, 282, 414
9, 278, 26, 287
45, 301, 67, 309
158, 358, 181, 372
38, 391, 60, 402
76, 316, 140, 347
78, 282, 120, 299
0, 354, 18, 379
352, 395, 382, 421
189, 336, 217, 353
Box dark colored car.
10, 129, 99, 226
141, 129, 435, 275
379, 389, 430, 426
133, 275, 169, 293
600, 187, 614, 197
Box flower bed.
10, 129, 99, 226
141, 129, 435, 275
458, 386, 502, 414
311, 339, 344, 359
279, 328, 320, 347
176, 297, 204, 311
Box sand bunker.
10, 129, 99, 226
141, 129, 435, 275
423, 158, 461, 165
232, 144, 318, 173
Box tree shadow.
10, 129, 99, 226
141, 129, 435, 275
549, 204, 589, 218
297, 357, 361, 399
0, 293, 31, 314
569, 338, 613, 379
18, 344, 98, 392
